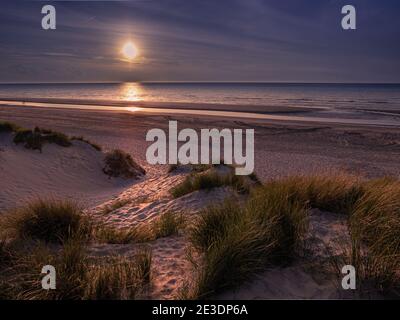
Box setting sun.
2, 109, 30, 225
122, 41, 138, 60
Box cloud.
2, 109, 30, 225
0, 0, 399, 82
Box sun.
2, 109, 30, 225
122, 41, 138, 60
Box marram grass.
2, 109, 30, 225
185, 174, 400, 299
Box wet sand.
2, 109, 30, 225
1, 97, 400, 127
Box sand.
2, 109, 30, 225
1, 104, 399, 299
1, 105, 399, 182
0, 133, 136, 211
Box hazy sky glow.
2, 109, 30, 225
1, 0, 400, 83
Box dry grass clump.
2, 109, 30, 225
1, 120, 104, 152
84, 248, 152, 300
0, 121, 20, 133
13, 127, 72, 151
103, 149, 146, 179
3, 200, 91, 244
0, 239, 14, 269
152, 212, 185, 238
0, 198, 154, 300
186, 189, 308, 299
262, 174, 364, 215
34, 127, 72, 147
185, 174, 400, 298
171, 168, 254, 198
0, 240, 88, 300
347, 178, 400, 296
0, 239, 15, 299
276, 175, 400, 296
0, 240, 152, 300
95, 211, 185, 244
13, 128, 44, 151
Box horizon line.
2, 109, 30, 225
1, 81, 400, 85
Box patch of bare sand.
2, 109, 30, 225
88, 170, 234, 228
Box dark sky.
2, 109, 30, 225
1, 0, 400, 83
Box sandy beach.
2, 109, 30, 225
1, 102, 400, 300
2, 102, 400, 179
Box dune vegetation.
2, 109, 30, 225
103, 149, 146, 179
2, 200, 91, 244
95, 211, 185, 244
170, 166, 259, 198
0, 121, 20, 133
0, 161, 398, 299
184, 174, 400, 299
0, 199, 152, 300
13, 127, 72, 151
0, 120, 103, 152
1, 120, 145, 181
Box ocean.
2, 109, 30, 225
0, 83, 400, 112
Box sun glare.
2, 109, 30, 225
121, 82, 142, 101
122, 41, 138, 60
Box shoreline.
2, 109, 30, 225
0, 99, 399, 128
0, 97, 327, 113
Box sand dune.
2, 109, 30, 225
0, 132, 136, 212
1, 108, 399, 300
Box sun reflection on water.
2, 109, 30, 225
121, 82, 142, 102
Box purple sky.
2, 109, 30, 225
1, 0, 400, 83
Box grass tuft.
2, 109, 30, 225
95, 212, 185, 244
3, 199, 91, 244
0, 199, 154, 300
94, 224, 153, 244
13, 128, 43, 150
0, 240, 152, 300
171, 168, 253, 198
187, 191, 308, 299
0, 121, 20, 133
13, 127, 72, 151
3, 122, 104, 152
347, 179, 400, 295
103, 149, 146, 179
261, 174, 364, 215
0, 239, 87, 300
186, 174, 400, 298
34, 127, 72, 147
152, 212, 185, 238
84, 248, 152, 300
